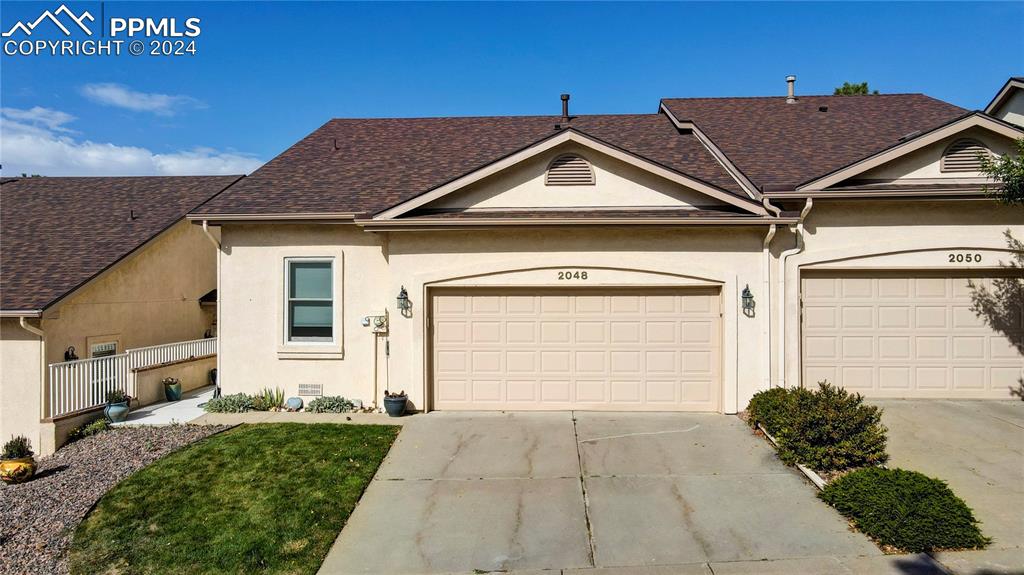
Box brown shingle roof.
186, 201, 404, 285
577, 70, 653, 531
661, 94, 967, 190
192, 114, 747, 217
1, 176, 241, 312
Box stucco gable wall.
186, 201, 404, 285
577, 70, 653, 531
40, 219, 217, 368
426, 143, 729, 211
992, 89, 1024, 128
853, 127, 1016, 182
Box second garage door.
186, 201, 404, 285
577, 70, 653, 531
802, 271, 1023, 399
431, 287, 721, 411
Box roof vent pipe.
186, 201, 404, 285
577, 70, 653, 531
786, 75, 797, 104
561, 93, 570, 123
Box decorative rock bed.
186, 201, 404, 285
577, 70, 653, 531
0, 424, 230, 575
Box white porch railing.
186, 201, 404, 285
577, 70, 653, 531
48, 337, 217, 419
128, 337, 217, 370
48, 353, 132, 419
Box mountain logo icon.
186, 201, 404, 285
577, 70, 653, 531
2, 4, 95, 37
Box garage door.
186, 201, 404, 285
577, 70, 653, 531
431, 288, 721, 411
802, 271, 1023, 398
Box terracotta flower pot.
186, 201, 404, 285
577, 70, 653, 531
0, 457, 37, 484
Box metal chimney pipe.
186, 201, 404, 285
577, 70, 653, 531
561, 93, 570, 123
786, 75, 797, 104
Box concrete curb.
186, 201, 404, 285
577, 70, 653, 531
757, 423, 828, 490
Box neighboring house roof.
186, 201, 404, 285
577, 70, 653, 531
0, 176, 242, 313
191, 114, 748, 217
660, 94, 967, 191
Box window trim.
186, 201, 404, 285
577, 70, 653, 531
283, 257, 336, 346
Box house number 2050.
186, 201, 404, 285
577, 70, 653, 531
557, 270, 589, 280
948, 253, 982, 263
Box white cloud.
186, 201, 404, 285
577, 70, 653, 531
80, 83, 206, 116
0, 106, 262, 176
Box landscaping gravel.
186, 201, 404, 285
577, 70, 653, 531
0, 424, 230, 575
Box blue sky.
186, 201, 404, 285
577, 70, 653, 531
1, 1, 1022, 176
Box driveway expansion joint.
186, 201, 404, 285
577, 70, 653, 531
571, 411, 597, 569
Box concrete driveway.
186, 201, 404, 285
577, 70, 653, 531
873, 400, 1024, 574
319, 411, 904, 574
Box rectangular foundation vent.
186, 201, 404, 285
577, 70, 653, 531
298, 384, 323, 397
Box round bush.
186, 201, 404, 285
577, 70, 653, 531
202, 393, 254, 413
820, 467, 990, 552
775, 383, 888, 472
746, 387, 792, 436
305, 396, 356, 413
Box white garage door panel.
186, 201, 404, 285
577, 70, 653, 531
802, 272, 1023, 399
432, 288, 721, 411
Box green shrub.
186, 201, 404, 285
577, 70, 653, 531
203, 393, 254, 413
2, 435, 34, 459
775, 382, 888, 471
305, 396, 356, 413
251, 387, 285, 411
746, 387, 793, 436
820, 467, 990, 552
105, 389, 129, 404
67, 419, 110, 442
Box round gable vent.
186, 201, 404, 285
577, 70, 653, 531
941, 139, 991, 173
545, 154, 595, 186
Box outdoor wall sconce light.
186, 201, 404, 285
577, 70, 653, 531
741, 284, 755, 317
396, 286, 412, 317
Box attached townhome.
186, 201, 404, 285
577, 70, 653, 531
0, 176, 239, 453
186, 77, 1023, 415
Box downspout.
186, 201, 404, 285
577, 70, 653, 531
201, 220, 222, 393
761, 223, 777, 391
19, 317, 46, 421
777, 198, 813, 388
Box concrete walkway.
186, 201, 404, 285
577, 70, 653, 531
319, 412, 911, 575
874, 399, 1024, 575
113, 385, 214, 426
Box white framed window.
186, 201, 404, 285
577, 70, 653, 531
284, 258, 334, 343
90, 341, 118, 358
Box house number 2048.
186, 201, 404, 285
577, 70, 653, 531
557, 270, 588, 280
948, 253, 982, 263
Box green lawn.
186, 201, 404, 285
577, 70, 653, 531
70, 423, 400, 575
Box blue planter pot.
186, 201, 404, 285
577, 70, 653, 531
383, 396, 407, 417
164, 382, 182, 402
104, 401, 130, 423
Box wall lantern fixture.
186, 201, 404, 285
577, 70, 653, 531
396, 286, 412, 316
741, 284, 755, 317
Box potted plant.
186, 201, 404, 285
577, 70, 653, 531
104, 389, 132, 423
383, 389, 408, 417
1, 436, 37, 484
162, 377, 182, 402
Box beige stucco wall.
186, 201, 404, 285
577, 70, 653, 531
1, 219, 217, 454
431, 142, 728, 211
859, 128, 1015, 181
135, 356, 216, 406
218, 224, 770, 414
0, 318, 44, 451
780, 199, 1024, 388
992, 89, 1024, 129
39, 220, 217, 370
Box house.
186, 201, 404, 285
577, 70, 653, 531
175, 77, 1017, 415
0, 176, 240, 453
